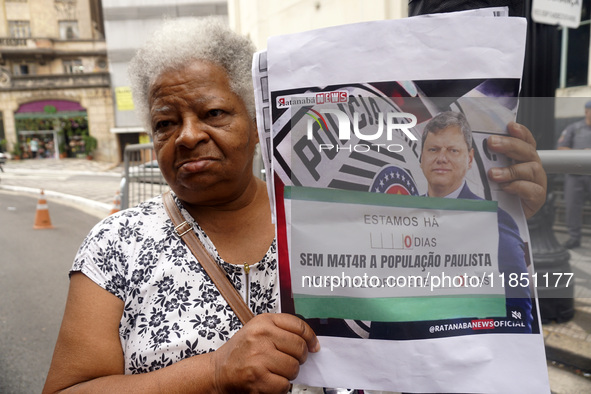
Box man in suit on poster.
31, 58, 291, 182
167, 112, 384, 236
377, 111, 533, 339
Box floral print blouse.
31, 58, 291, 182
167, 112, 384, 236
71, 193, 278, 374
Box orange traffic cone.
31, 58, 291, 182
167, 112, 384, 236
109, 191, 121, 215
33, 189, 54, 229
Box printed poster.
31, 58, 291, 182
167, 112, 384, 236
253, 9, 549, 394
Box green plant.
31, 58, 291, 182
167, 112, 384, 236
11, 141, 22, 157
0, 139, 7, 153
15, 118, 55, 132
60, 116, 88, 138
83, 135, 98, 155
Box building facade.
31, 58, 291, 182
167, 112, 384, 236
0, 0, 117, 162
228, 0, 408, 50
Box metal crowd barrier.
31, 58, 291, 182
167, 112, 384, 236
537, 150, 591, 175
121, 143, 168, 210
537, 150, 591, 235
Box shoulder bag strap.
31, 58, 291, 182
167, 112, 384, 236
162, 190, 254, 325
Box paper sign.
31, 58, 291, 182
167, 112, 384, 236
115, 86, 135, 111
254, 9, 549, 394
532, 0, 583, 28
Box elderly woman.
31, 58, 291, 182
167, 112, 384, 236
43, 18, 546, 394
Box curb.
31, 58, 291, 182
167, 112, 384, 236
2, 168, 121, 178
545, 343, 591, 374
543, 303, 591, 374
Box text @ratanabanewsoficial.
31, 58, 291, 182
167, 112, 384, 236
300, 269, 574, 293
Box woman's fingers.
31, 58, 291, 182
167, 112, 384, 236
486, 122, 547, 218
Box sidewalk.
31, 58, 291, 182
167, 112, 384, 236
0, 158, 122, 218
1, 157, 590, 392
544, 231, 591, 388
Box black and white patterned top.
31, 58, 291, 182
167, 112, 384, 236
71, 193, 278, 374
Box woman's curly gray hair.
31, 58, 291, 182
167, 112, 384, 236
128, 17, 256, 131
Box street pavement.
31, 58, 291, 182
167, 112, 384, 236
0, 190, 107, 393
1, 157, 590, 393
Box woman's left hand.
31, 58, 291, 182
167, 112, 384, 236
486, 122, 547, 219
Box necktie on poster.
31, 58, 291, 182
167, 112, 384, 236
252, 8, 550, 394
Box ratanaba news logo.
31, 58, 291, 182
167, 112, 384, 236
276, 90, 418, 153
276, 91, 349, 108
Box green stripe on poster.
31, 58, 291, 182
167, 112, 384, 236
284, 185, 497, 212
293, 295, 506, 322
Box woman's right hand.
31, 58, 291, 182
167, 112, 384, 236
211, 313, 320, 393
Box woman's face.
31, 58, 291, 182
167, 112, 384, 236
149, 60, 258, 206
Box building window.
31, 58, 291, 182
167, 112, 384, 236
8, 21, 31, 38
59, 21, 79, 39
559, 0, 591, 88
97, 58, 107, 70
63, 59, 83, 74
13, 63, 33, 75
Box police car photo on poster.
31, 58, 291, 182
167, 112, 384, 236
253, 10, 550, 394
